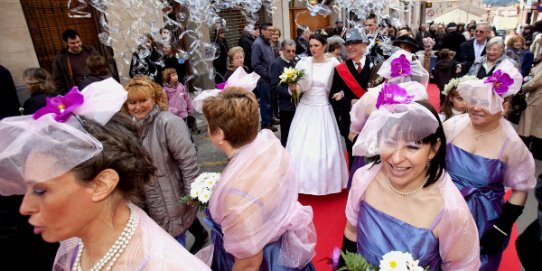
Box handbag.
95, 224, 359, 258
506, 91, 527, 124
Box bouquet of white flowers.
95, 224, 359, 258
179, 172, 220, 210
279, 67, 305, 105
334, 249, 427, 271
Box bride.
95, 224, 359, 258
287, 33, 348, 195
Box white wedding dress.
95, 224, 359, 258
286, 56, 348, 195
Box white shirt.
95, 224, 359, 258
353, 56, 366, 71
474, 39, 487, 59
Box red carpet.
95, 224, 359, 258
427, 83, 441, 112
299, 189, 521, 271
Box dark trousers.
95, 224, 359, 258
520, 135, 542, 160
279, 110, 295, 147
257, 79, 272, 127
516, 220, 542, 270
344, 135, 354, 168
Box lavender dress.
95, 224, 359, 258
446, 143, 508, 271
357, 201, 443, 270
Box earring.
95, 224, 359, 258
218, 140, 224, 145
427, 160, 431, 169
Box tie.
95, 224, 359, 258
355, 62, 362, 74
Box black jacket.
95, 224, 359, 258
0, 65, 21, 119
458, 39, 487, 73
238, 32, 255, 72
441, 32, 466, 54
330, 58, 372, 137
23, 92, 56, 115
270, 57, 296, 112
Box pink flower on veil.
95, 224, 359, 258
376, 83, 414, 109
390, 54, 411, 77
484, 70, 513, 96
33, 87, 84, 122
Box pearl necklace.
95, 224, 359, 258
386, 175, 429, 197
472, 123, 501, 141
72, 206, 138, 271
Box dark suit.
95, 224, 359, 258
330, 58, 372, 166
458, 39, 486, 73
270, 57, 296, 146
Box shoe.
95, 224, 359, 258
190, 230, 209, 254
272, 118, 280, 125
263, 125, 278, 132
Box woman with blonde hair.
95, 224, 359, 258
224, 46, 247, 81
22, 67, 57, 114
123, 76, 209, 252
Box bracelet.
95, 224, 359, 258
492, 225, 508, 237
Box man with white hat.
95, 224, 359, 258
330, 28, 374, 167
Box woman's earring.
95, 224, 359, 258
427, 160, 431, 169
219, 140, 224, 145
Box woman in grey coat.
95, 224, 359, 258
123, 76, 208, 252
468, 37, 515, 79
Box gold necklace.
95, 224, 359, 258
471, 123, 501, 141
386, 175, 429, 197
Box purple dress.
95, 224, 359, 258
446, 143, 508, 271
357, 201, 443, 270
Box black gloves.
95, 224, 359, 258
481, 201, 524, 255
338, 235, 357, 268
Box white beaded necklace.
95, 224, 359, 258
72, 206, 138, 271
471, 123, 501, 141
386, 175, 429, 197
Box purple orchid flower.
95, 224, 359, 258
376, 83, 414, 109
390, 54, 411, 77
33, 87, 84, 122
216, 82, 226, 90
331, 246, 341, 269
483, 70, 513, 96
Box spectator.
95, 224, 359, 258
78, 55, 111, 90
521, 24, 533, 47
212, 28, 229, 83
271, 27, 281, 57
515, 174, 542, 270
518, 60, 542, 160
465, 24, 476, 40
295, 26, 311, 57
163, 43, 187, 84
434, 24, 446, 49
530, 21, 542, 61
162, 67, 193, 121
270, 39, 298, 146
52, 29, 99, 94
416, 24, 431, 50
505, 35, 533, 77
441, 23, 466, 54
224, 46, 247, 82
252, 22, 277, 131
326, 40, 343, 62
0, 65, 21, 119
22, 68, 57, 115
129, 34, 162, 84
468, 37, 510, 78
237, 25, 259, 72
432, 49, 454, 94
458, 23, 490, 72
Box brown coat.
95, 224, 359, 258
139, 107, 198, 237
518, 63, 542, 139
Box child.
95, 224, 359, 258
439, 75, 477, 121
162, 67, 194, 123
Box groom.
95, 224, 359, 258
330, 28, 373, 167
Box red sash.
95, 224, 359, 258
336, 62, 366, 98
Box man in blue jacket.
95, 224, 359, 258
252, 22, 277, 131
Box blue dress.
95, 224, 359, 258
205, 215, 316, 271
446, 143, 508, 271
357, 201, 443, 270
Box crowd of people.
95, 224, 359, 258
0, 12, 542, 271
